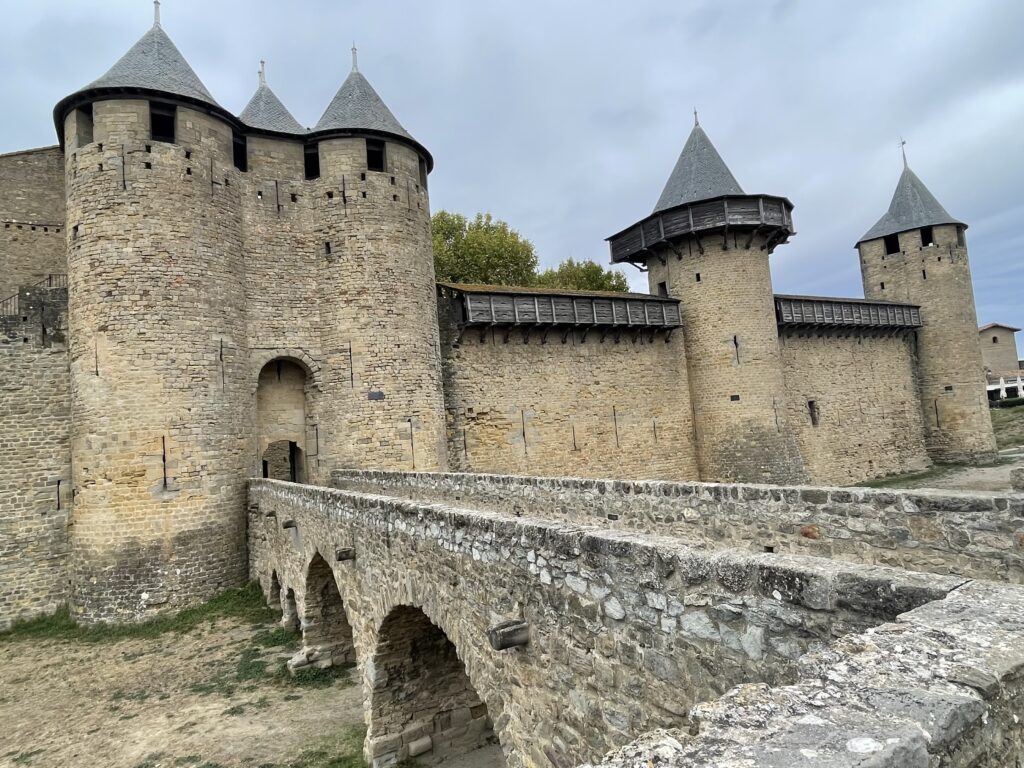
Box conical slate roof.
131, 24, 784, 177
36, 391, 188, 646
239, 65, 304, 134
81, 21, 219, 108
858, 164, 963, 244
653, 122, 744, 213
314, 67, 413, 139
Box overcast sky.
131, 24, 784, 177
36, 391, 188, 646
2, 0, 1021, 333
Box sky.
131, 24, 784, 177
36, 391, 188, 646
1, 0, 1021, 334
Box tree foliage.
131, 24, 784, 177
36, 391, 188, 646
432, 211, 628, 293
536, 258, 630, 293
432, 211, 538, 287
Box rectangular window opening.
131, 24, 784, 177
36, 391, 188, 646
327, 191, 334, 200
920, 226, 934, 246
390, 176, 396, 185
75, 106, 94, 147
944, 385, 954, 392
880, 281, 885, 290
144, 162, 152, 169
922, 268, 927, 280
730, 394, 740, 402
808, 399, 820, 427
304, 145, 320, 180
145, 144, 152, 153
325, 241, 332, 255
366, 139, 386, 172
150, 103, 176, 143
232, 133, 247, 172
291, 193, 297, 203
656, 281, 668, 297
695, 272, 701, 283
993, 336, 999, 344
883, 233, 900, 255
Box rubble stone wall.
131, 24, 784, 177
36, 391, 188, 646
331, 470, 1024, 584
248, 478, 961, 768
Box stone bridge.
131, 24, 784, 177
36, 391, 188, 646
248, 476, 1024, 768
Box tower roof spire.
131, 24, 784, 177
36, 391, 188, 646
653, 119, 744, 213
351, 43, 358, 73
153, 0, 161, 27
900, 136, 908, 169
857, 159, 964, 244
239, 59, 304, 134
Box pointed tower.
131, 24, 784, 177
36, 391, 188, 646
54, 5, 251, 622
239, 62, 304, 134
607, 119, 807, 484
305, 48, 447, 475
857, 156, 996, 462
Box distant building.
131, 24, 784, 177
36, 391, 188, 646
980, 323, 1023, 400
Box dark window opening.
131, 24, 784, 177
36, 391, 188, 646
922, 269, 927, 280
291, 193, 297, 203
232, 133, 247, 171
880, 281, 885, 290
304, 145, 320, 180
325, 241, 332, 255
185, 150, 192, 160
98, 163, 103, 171
764, 545, 775, 553
695, 272, 701, 282
808, 400, 820, 427
392, 194, 398, 201
361, 191, 367, 199
145, 144, 151, 153
366, 139, 386, 172
262, 460, 269, 478
883, 233, 900, 255
993, 337, 999, 344
944, 385, 954, 392
97, 143, 103, 152
75, 107, 94, 147
185, 167, 192, 176
656, 281, 668, 296
150, 103, 176, 143
360, 172, 366, 181
390, 176, 396, 185
730, 394, 740, 402
920, 226, 934, 246
327, 191, 334, 200
144, 162, 151, 169
418, 156, 428, 189
257, 190, 263, 200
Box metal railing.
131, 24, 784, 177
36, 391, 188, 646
0, 274, 67, 318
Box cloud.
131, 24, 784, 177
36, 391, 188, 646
1, 0, 1021, 334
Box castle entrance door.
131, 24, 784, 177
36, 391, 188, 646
256, 359, 311, 483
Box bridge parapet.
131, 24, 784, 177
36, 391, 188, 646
249, 478, 972, 768
332, 470, 1024, 584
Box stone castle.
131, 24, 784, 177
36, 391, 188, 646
0, 6, 998, 628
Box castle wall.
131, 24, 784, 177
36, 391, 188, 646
0, 147, 66, 299
0, 286, 71, 629
779, 331, 930, 485
437, 300, 699, 479
65, 102, 251, 622
980, 326, 1020, 374
314, 137, 447, 473
646, 235, 807, 484
860, 224, 997, 461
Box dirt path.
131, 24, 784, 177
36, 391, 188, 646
0, 618, 364, 768
884, 453, 1024, 493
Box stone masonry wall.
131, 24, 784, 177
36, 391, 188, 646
646, 234, 808, 484
780, 330, 930, 485
248, 479, 959, 768
590, 578, 1024, 767
332, 470, 1024, 584
438, 290, 700, 480
860, 224, 997, 461
980, 325, 1020, 375
0, 146, 67, 300
0, 286, 71, 629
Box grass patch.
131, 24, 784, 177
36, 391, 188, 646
857, 457, 1014, 489
285, 661, 357, 689
256, 725, 367, 768
12, 750, 45, 765
0, 582, 278, 644
992, 405, 1024, 450
252, 626, 300, 647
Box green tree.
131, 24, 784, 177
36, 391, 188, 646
432, 211, 630, 293
432, 211, 538, 286
536, 257, 630, 293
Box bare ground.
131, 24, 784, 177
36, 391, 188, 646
0, 617, 365, 768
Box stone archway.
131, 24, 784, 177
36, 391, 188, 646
289, 553, 355, 673
257, 358, 312, 483
365, 605, 504, 767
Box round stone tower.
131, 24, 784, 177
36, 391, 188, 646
607, 119, 806, 484
306, 48, 447, 472
857, 155, 997, 462
54, 10, 251, 621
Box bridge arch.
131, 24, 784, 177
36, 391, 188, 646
289, 552, 355, 671
364, 604, 505, 768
